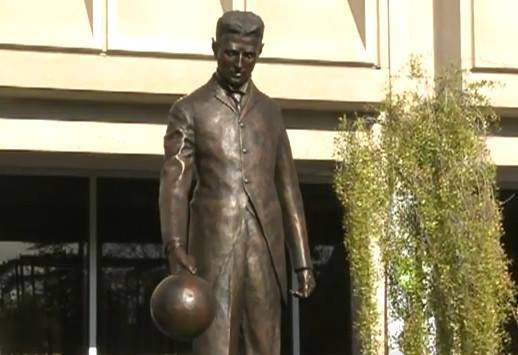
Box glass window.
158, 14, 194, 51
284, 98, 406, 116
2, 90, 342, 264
96, 179, 351, 354
501, 189, 518, 354
299, 184, 352, 355
0, 175, 88, 355
97, 178, 187, 354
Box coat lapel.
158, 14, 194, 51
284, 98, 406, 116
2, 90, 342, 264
214, 87, 237, 113
240, 83, 260, 120
209, 76, 261, 118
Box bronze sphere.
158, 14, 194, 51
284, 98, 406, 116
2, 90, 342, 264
150, 271, 216, 340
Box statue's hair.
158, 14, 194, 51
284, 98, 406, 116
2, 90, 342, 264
216, 11, 264, 41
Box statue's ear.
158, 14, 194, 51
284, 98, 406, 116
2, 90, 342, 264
257, 43, 264, 56
211, 38, 219, 58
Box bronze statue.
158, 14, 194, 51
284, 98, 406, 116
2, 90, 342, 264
159, 11, 315, 355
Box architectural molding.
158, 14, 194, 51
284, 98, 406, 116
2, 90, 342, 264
0, 118, 517, 167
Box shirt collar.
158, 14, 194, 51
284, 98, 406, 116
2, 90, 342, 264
214, 72, 249, 96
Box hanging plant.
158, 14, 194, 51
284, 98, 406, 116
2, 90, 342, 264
335, 117, 389, 355
334, 60, 516, 354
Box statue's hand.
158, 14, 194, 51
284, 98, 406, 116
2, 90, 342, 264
168, 245, 197, 275
290, 268, 316, 298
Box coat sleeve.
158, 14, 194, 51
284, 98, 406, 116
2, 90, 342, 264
275, 123, 313, 271
159, 101, 195, 250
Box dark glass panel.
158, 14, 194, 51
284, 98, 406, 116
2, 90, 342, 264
97, 178, 188, 355
0, 175, 88, 355
500, 190, 518, 354
97, 178, 349, 355
299, 184, 352, 355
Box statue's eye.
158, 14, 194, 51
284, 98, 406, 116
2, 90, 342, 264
244, 52, 255, 60
225, 50, 238, 57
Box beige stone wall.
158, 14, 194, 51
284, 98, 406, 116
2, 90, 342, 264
2, 1, 517, 104
0, 0, 102, 48
0, 0, 389, 104
1, 0, 518, 181
434, 0, 518, 109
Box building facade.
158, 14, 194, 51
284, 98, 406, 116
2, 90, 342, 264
0, 1, 517, 354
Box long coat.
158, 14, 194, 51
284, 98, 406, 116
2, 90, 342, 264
159, 75, 312, 300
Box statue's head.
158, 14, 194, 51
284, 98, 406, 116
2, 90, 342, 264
212, 11, 264, 90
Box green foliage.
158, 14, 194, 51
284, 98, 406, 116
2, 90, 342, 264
335, 118, 389, 354
334, 62, 516, 354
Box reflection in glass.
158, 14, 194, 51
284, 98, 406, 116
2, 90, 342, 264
98, 178, 187, 355
0, 175, 88, 355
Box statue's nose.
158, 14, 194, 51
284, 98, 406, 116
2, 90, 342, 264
235, 54, 243, 68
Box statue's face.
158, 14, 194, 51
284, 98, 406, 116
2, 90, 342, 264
212, 34, 263, 89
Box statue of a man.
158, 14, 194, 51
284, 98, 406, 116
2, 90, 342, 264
159, 11, 315, 355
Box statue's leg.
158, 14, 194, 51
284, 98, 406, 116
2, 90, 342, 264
192, 218, 247, 355
241, 208, 281, 355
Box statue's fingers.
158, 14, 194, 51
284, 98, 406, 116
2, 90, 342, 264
301, 285, 311, 298
178, 254, 189, 269
300, 280, 316, 298
289, 288, 303, 298
170, 261, 183, 275
185, 255, 197, 274
188, 264, 197, 274
307, 280, 316, 294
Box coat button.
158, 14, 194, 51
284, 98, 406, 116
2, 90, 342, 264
243, 177, 249, 184
239, 122, 245, 128
242, 148, 248, 154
